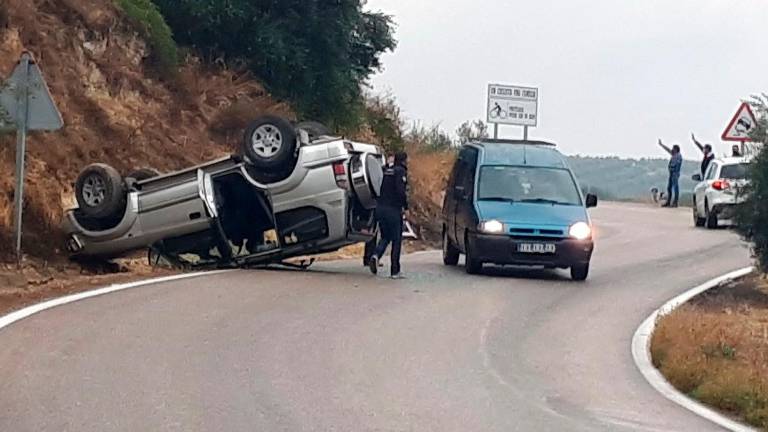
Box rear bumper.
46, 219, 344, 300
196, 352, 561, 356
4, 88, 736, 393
469, 234, 594, 268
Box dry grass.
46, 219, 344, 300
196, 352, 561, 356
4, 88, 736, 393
651, 275, 768, 430
407, 150, 455, 243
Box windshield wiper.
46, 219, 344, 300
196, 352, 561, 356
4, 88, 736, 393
479, 197, 515, 203
519, 198, 573, 206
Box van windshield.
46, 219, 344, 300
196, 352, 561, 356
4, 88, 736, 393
477, 166, 583, 206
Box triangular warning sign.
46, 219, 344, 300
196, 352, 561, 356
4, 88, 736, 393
0, 53, 63, 131
721, 102, 756, 142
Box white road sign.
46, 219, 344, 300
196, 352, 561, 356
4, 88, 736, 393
721, 102, 756, 142
487, 84, 538, 127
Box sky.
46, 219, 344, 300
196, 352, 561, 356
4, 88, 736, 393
365, 0, 768, 158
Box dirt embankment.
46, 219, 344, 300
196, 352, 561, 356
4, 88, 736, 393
0, 0, 291, 262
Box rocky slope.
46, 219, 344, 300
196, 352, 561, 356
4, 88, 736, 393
0, 0, 291, 261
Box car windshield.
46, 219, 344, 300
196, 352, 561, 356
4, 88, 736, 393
720, 163, 749, 180
477, 165, 582, 206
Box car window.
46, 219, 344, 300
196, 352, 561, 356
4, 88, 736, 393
705, 163, 718, 180
461, 148, 479, 192
477, 165, 583, 206
720, 163, 749, 179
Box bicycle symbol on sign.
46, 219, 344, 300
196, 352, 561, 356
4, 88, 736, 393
490, 102, 507, 119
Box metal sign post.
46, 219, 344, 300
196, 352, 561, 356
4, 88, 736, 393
0, 52, 64, 266
12, 55, 30, 266
487, 83, 538, 140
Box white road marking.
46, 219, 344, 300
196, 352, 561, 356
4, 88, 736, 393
0, 270, 232, 332
631, 266, 757, 432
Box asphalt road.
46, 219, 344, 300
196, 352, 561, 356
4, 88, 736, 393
0, 203, 752, 431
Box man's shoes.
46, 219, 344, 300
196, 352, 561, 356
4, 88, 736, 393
671, 202, 679, 208
368, 257, 378, 275
390, 273, 406, 280
661, 202, 671, 208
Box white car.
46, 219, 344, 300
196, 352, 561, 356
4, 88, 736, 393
692, 157, 751, 229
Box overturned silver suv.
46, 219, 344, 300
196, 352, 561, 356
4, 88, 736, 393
63, 116, 384, 268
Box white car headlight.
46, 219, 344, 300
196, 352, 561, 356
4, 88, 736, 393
480, 220, 504, 234
569, 222, 592, 240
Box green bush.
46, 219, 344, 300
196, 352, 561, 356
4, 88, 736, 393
117, 0, 179, 76
736, 95, 768, 273
151, 0, 396, 128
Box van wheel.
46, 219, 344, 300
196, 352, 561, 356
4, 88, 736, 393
705, 201, 718, 229
242, 116, 297, 178
464, 232, 483, 274
75, 163, 126, 219
571, 263, 590, 281
443, 228, 460, 266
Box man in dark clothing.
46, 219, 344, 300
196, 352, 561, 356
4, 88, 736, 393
691, 133, 715, 176
732, 144, 742, 157
362, 154, 394, 267
369, 152, 409, 278
658, 139, 683, 207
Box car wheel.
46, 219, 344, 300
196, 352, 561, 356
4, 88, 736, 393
442, 228, 460, 266
350, 153, 384, 210
127, 168, 160, 181
705, 200, 718, 229
693, 200, 705, 227
242, 116, 298, 178
75, 163, 127, 219
571, 263, 590, 281
464, 232, 482, 274
296, 121, 333, 139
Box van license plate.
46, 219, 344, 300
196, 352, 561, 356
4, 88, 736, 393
517, 243, 556, 254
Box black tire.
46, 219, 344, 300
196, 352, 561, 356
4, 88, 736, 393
705, 200, 718, 229
75, 163, 126, 219
296, 121, 332, 139
465, 232, 482, 275
242, 116, 298, 176
442, 227, 460, 266
571, 263, 590, 281
127, 168, 160, 181
693, 205, 705, 227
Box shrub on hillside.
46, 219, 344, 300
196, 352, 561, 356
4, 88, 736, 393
152, 0, 396, 129
118, 0, 179, 76
736, 95, 768, 273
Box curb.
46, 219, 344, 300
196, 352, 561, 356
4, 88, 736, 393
0, 270, 232, 332
631, 266, 757, 432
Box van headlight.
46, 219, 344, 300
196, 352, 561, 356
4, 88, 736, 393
569, 222, 592, 240
479, 220, 504, 234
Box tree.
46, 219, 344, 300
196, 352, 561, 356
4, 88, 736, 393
456, 120, 488, 145
152, 0, 396, 128
406, 124, 454, 152
735, 94, 768, 272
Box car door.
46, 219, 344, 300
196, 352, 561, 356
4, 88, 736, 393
697, 162, 718, 213
454, 147, 479, 251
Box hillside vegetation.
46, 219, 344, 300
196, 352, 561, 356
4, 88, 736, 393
0, 0, 291, 260
568, 156, 700, 202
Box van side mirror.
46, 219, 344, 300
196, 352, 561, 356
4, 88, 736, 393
692, 174, 702, 182
585, 193, 598, 208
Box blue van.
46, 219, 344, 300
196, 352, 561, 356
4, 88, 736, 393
441, 140, 597, 280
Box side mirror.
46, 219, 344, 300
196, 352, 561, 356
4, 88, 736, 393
585, 193, 598, 208
692, 174, 702, 182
